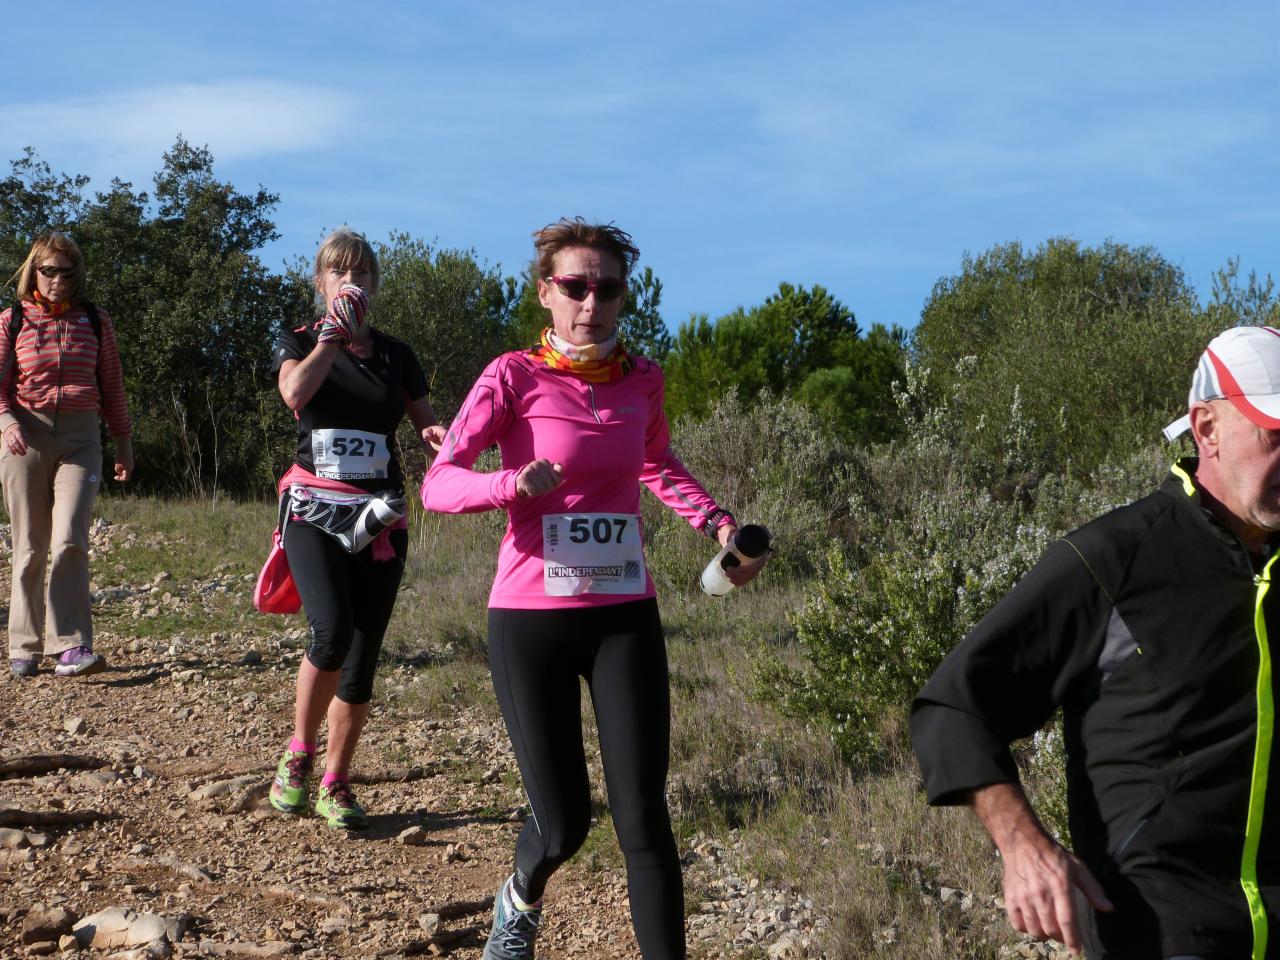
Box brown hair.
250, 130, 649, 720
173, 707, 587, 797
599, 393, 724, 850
532, 217, 640, 280
10, 232, 87, 304
314, 227, 379, 296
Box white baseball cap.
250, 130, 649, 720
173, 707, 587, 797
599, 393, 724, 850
1163, 326, 1280, 441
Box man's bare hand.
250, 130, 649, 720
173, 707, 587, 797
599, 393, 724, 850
973, 783, 1112, 954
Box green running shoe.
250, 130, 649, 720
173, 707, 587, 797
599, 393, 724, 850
268, 748, 313, 815
315, 779, 368, 830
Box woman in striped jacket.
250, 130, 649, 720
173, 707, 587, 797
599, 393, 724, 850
3, 232, 133, 679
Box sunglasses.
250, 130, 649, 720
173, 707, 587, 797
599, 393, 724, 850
37, 265, 75, 279
545, 275, 627, 302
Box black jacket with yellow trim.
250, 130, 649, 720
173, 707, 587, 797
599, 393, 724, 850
911, 458, 1277, 958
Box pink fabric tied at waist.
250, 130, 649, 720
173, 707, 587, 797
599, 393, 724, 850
277, 464, 407, 561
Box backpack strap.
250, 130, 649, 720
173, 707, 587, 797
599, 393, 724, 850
82, 301, 103, 341
81, 302, 104, 400
4, 302, 22, 387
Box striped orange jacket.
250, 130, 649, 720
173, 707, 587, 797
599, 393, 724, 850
0, 301, 131, 438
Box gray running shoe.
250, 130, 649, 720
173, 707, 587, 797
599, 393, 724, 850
482, 875, 542, 960
54, 646, 105, 677
9, 658, 38, 678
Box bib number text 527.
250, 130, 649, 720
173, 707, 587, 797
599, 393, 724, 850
311, 428, 390, 480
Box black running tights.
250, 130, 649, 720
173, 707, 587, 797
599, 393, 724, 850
284, 521, 406, 704
487, 598, 684, 959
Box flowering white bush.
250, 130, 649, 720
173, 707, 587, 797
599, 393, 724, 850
754, 361, 1165, 763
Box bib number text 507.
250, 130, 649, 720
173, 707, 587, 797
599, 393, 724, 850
569, 517, 628, 544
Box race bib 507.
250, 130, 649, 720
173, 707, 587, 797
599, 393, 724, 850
542, 513, 645, 596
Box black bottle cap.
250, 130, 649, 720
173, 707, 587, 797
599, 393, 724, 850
734, 524, 772, 559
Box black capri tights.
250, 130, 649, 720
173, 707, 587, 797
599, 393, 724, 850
283, 521, 406, 704
488, 598, 684, 959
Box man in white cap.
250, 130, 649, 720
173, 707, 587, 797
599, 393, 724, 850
911, 326, 1279, 959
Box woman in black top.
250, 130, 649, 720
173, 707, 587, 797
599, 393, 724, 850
267, 227, 444, 829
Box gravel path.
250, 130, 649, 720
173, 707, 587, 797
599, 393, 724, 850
0, 520, 829, 959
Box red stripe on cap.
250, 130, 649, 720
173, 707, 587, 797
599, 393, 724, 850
1208, 348, 1280, 429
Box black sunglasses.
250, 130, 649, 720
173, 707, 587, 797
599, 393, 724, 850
545, 275, 628, 303
37, 264, 75, 279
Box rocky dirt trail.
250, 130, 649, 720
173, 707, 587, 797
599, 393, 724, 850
0, 521, 823, 960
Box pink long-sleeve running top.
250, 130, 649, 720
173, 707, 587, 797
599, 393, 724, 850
421, 350, 727, 609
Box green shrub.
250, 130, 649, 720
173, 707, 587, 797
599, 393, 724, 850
1022, 717, 1070, 842
755, 362, 1169, 763
911, 237, 1240, 475
643, 392, 864, 594
757, 492, 1051, 762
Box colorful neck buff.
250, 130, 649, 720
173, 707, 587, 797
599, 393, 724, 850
530, 327, 632, 383
31, 289, 71, 317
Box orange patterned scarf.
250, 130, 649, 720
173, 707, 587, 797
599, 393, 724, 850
529, 327, 632, 383
31, 289, 72, 317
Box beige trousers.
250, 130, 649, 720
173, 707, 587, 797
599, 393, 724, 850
1, 409, 102, 659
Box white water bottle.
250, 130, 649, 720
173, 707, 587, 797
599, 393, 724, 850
700, 524, 772, 597
340, 493, 407, 553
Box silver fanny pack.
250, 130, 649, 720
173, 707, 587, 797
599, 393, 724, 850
288, 484, 406, 554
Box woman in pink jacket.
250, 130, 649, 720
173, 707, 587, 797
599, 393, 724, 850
422, 218, 766, 960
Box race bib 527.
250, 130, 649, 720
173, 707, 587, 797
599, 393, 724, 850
310, 428, 390, 480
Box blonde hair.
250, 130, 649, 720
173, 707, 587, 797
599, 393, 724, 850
314, 227, 379, 296
10, 232, 87, 304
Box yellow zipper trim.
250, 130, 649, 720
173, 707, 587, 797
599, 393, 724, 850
1243, 554, 1276, 959
1170, 460, 1197, 497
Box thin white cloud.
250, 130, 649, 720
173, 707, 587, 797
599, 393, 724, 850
700, 2, 1275, 204
2, 80, 364, 180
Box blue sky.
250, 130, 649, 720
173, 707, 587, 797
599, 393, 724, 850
3, 1, 1276, 333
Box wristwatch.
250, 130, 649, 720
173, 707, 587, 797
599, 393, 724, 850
703, 509, 736, 540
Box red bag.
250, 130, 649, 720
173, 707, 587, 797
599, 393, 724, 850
253, 528, 301, 614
